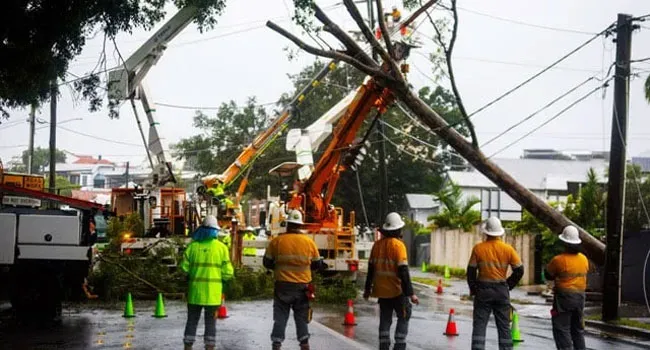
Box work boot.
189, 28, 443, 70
299, 342, 310, 350
393, 343, 406, 350
183, 344, 192, 350
272, 342, 282, 350
205, 346, 215, 350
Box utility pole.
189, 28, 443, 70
125, 161, 130, 188
48, 82, 57, 193
367, 0, 389, 223
27, 104, 36, 174
603, 13, 633, 322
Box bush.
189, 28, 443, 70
225, 267, 274, 301
311, 274, 358, 304
426, 264, 466, 278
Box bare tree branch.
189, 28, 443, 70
425, 0, 479, 148
266, 21, 385, 78
342, 0, 390, 64
313, 4, 375, 67
375, 0, 395, 58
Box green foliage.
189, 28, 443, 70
428, 181, 480, 232
624, 164, 650, 233
43, 175, 80, 197
224, 267, 274, 301
311, 274, 358, 304
426, 264, 466, 278
106, 212, 145, 251
405, 217, 431, 236
0, 1, 226, 119
7, 147, 66, 174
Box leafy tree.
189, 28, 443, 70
563, 168, 605, 236
428, 181, 480, 232
43, 175, 80, 197
10, 147, 67, 174
0, 0, 226, 119
624, 164, 650, 233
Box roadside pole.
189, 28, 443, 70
48, 81, 57, 194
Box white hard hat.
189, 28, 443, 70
203, 215, 220, 229
382, 212, 405, 231
286, 210, 304, 225
559, 225, 581, 245
482, 216, 504, 236
245, 226, 255, 232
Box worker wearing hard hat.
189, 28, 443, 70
391, 6, 401, 22
180, 215, 234, 350
363, 212, 419, 350
467, 216, 524, 350
263, 209, 326, 350
217, 228, 232, 252
242, 226, 257, 257
546, 226, 589, 350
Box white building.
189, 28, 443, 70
446, 157, 608, 221
405, 193, 440, 226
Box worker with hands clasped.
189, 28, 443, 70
546, 225, 589, 350
242, 226, 257, 257
263, 209, 327, 350
180, 215, 234, 350
364, 212, 419, 350
467, 216, 524, 350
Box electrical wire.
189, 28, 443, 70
379, 131, 445, 166
57, 125, 144, 147
480, 76, 597, 148
488, 78, 612, 158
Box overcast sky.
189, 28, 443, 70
1, 0, 649, 169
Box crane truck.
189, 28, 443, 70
106, 6, 203, 252
0, 160, 108, 321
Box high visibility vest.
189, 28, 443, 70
369, 237, 408, 298
468, 238, 522, 283
547, 252, 589, 293
243, 233, 257, 256
264, 233, 321, 284
207, 184, 225, 197
180, 238, 234, 306
218, 234, 232, 250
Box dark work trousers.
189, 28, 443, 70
551, 292, 586, 350
471, 282, 513, 350
271, 281, 310, 345
183, 304, 218, 346
378, 295, 412, 350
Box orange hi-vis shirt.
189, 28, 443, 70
264, 233, 321, 284
546, 252, 589, 293
468, 238, 522, 283
369, 237, 408, 298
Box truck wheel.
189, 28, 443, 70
9, 263, 62, 324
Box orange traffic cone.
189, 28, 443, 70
343, 299, 357, 326
216, 294, 229, 319
443, 308, 459, 336
436, 279, 444, 294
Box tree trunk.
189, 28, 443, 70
392, 83, 606, 264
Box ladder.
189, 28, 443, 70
334, 209, 355, 259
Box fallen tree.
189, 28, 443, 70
269, 0, 606, 264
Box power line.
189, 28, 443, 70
488, 78, 613, 158
155, 100, 279, 111
57, 125, 144, 147
480, 76, 597, 148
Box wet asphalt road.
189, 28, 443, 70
1, 274, 650, 349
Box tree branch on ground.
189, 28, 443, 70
426, 0, 479, 148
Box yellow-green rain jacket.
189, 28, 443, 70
180, 238, 234, 305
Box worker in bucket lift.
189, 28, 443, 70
391, 6, 401, 22
263, 209, 327, 350
242, 226, 257, 257
467, 216, 524, 350
364, 212, 419, 350
181, 215, 234, 350
546, 226, 589, 350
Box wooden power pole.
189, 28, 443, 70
602, 13, 633, 322
27, 104, 36, 174
48, 82, 57, 193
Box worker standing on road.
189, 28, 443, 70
242, 226, 257, 257
363, 212, 419, 350
180, 215, 234, 350
263, 209, 326, 350
467, 216, 524, 350
546, 226, 589, 350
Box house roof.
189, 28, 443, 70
72, 155, 113, 165
448, 158, 608, 191
405, 193, 439, 209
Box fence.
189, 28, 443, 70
429, 225, 536, 285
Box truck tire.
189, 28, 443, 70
9, 261, 63, 324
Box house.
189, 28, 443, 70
446, 157, 608, 221
632, 150, 650, 173
405, 193, 439, 226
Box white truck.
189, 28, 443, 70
0, 162, 107, 322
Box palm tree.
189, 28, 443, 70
428, 181, 481, 232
